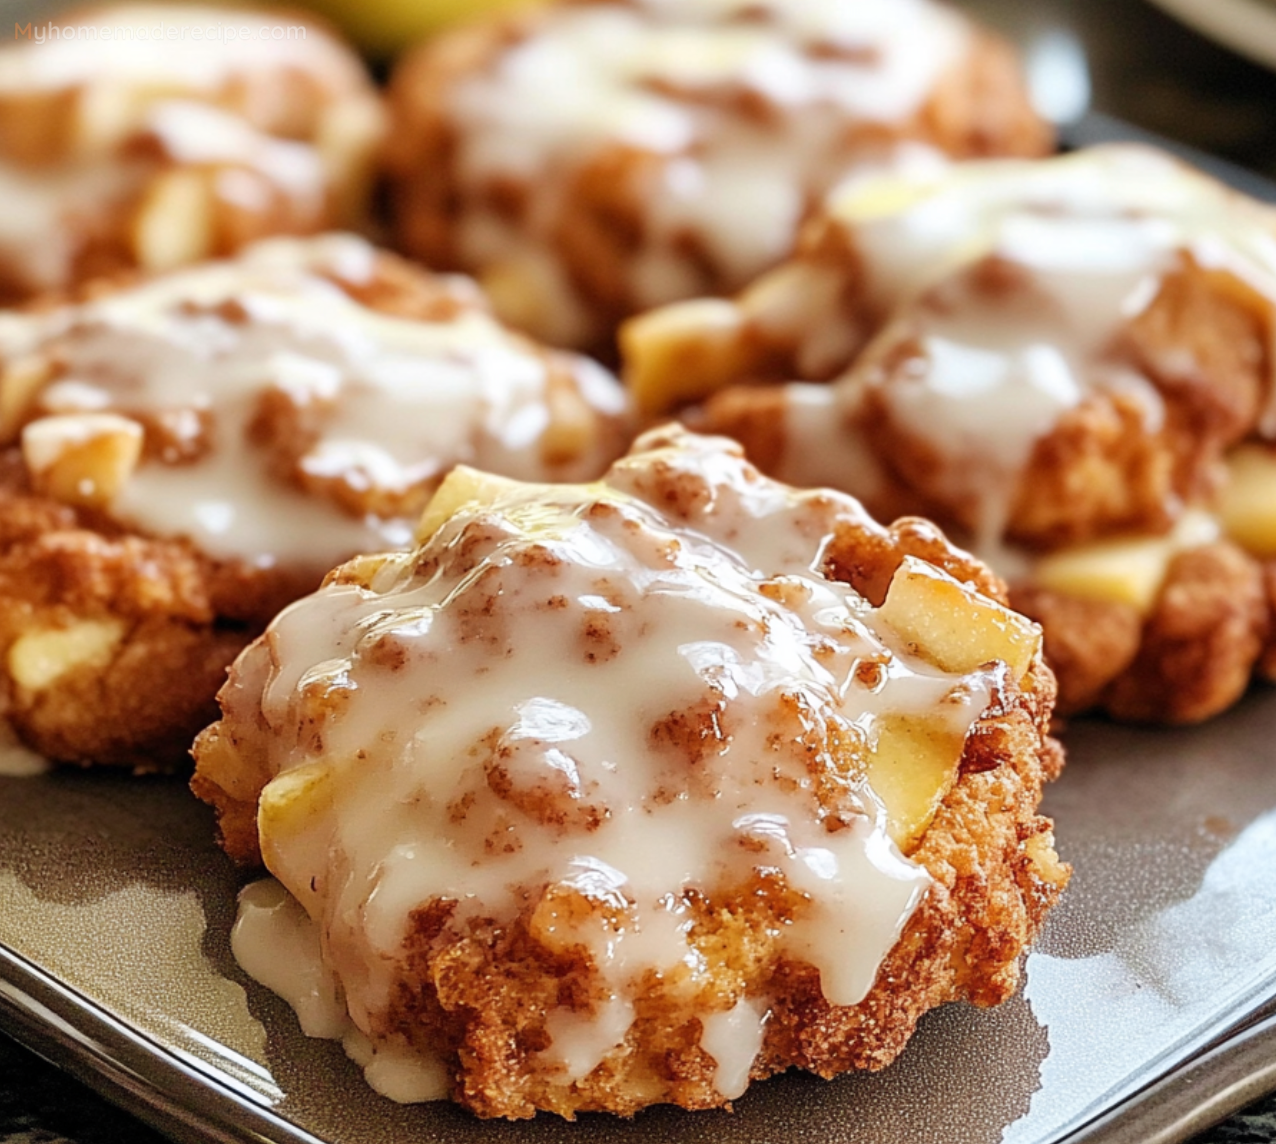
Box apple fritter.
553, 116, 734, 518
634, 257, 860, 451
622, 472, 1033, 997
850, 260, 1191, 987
193, 425, 1067, 1118
0, 3, 384, 302
384, 0, 1051, 355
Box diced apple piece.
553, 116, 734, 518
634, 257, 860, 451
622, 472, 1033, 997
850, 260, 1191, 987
8, 618, 126, 692
415, 465, 526, 542
879, 557, 1041, 681
131, 168, 214, 272
1034, 537, 1169, 614
865, 714, 965, 854
1033, 512, 1220, 615
324, 552, 398, 593
479, 257, 574, 349
0, 354, 53, 443
827, 173, 936, 226
622, 298, 749, 417
258, 761, 340, 914
1219, 444, 1276, 559
22, 412, 144, 508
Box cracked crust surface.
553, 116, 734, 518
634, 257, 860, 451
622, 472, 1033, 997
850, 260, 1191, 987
192, 426, 1067, 1118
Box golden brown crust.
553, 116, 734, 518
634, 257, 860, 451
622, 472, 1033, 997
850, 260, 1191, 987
384, 3, 1050, 354
0, 477, 311, 769
1101, 543, 1268, 724
1005, 585, 1143, 717
363, 650, 1063, 1119
188, 686, 277, 859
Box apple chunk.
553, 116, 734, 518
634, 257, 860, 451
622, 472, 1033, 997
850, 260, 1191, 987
1032, 512, 1220, 614
415, 465, 527, 543
865, 715, 965, 854
22, 413, 143, 509
878, 557, 1041, 682
8, 618, 126, 692
622, 298, 749, 417
1218, 445, 1276, 559
258, 761, 341, 915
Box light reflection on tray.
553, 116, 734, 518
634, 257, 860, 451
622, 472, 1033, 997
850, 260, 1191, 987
1146, 0, 1276, 72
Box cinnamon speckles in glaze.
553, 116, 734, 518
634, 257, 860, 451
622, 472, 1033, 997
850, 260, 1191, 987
0, 232, 627, 770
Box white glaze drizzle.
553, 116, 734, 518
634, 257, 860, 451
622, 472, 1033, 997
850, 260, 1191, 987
778, 383, 886, 502
343, 1029, 449, 1105
230, 430, 1004, 1094
448, 0, 969, 332
699, 996, 768, 1100
232, 878, 348, 1040
766, 147, 1276, 557
232, 877, 449, 1103
1, 233, 624, 576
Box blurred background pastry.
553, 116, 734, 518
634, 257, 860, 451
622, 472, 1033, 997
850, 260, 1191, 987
383, 0, 1052, 357
0, 2, 384, 303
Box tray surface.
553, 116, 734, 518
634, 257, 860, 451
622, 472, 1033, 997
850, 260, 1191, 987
4, 693, 1276, 1144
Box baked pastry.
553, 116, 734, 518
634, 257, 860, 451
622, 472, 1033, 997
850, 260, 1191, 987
384, 0, 1052, 355
0, 233, 628, 769
193, 425, 1067, 1118
0, 3, 384, 302
624, 145, 1276, 723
